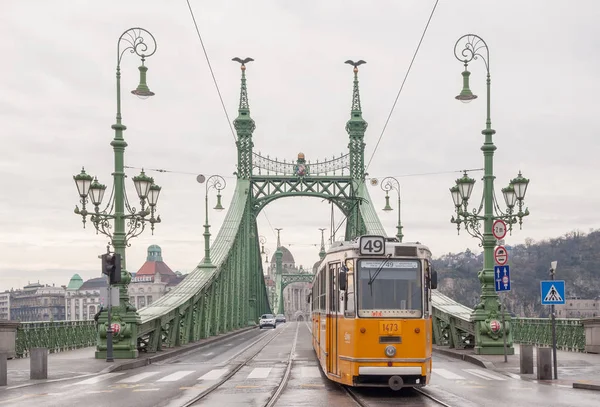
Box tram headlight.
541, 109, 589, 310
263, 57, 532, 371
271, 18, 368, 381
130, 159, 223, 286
385, 345, 396, 358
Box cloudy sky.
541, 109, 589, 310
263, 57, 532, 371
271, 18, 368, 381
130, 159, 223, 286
1, 1, 598, 292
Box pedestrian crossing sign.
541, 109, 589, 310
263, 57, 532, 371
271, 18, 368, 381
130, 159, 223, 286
540, 280, 566, 305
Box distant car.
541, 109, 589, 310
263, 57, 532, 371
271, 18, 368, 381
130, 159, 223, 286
259, 313, 276, 329
275, 314, 286, 323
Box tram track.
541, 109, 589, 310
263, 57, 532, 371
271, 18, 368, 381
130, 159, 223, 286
343, 385, 456, 407
182, 322, 300, 407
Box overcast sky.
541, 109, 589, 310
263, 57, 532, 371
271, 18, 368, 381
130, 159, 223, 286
1, 1, 598, 292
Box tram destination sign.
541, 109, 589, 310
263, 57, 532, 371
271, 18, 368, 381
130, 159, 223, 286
359, 235, 386, 255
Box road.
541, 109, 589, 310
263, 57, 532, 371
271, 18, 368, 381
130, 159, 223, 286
0, 322, 598, 406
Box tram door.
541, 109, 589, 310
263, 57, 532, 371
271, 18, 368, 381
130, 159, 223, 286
327, 262, 339, 376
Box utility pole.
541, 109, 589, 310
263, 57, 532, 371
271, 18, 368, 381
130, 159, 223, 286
550, 260, 558, 379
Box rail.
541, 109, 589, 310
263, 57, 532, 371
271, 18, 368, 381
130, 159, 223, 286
16, 320, 96, 358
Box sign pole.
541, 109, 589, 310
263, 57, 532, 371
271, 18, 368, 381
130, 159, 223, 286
550, 261, 558, 380
106, 280, 114, 363
501, 295, 507, 363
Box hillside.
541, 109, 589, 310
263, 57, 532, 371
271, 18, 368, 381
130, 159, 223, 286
433, 229, 600, 317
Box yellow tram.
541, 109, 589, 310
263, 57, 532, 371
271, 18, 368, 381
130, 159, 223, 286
309, 235, 438, 390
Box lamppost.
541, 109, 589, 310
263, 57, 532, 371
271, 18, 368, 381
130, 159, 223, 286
73, 27, 160, 360
450, 34, 530, 355
196, 174, 226, 267
380, 177, 404, 242
260, 236, 271, 264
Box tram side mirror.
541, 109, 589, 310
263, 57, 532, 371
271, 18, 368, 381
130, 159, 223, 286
430, 265, 438, 290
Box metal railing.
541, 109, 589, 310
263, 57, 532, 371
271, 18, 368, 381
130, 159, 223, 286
16, 320, 96, 358
512, 317, 585, 352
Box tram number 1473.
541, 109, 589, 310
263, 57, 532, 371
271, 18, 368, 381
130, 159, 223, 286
380, 322, 400, 334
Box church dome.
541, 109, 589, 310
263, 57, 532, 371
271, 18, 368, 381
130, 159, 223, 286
67, 274, 84, 290
270, 246, 295, 264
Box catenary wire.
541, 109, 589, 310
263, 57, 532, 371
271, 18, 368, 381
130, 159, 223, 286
365, 0, 440, 171
185, 0, 237, 143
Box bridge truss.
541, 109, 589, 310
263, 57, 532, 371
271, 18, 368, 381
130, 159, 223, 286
126, 60, 476, 354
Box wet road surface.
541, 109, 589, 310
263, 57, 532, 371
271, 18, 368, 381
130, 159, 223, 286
1, 322, 599, 407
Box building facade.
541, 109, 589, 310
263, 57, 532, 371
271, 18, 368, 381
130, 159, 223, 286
0, 292, 11, 320
267, 246, 313, 321
10, 282, 66, 322
128, 245, 186, 310
556, 297, 600, 318
65, 275, 107, 321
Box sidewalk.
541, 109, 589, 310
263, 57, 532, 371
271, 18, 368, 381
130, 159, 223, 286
1, 326, 256, 390
433, 343, 600, 391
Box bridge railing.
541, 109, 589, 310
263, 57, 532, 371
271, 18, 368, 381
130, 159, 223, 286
512, 317, 585, 352
15, 320, 96, 358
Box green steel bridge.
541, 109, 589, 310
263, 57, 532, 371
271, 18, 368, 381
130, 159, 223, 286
28, 59, 581, 359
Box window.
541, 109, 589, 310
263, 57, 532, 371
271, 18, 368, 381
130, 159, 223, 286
357, 259, 422, 318
345, 260, 355, 317
147, 296, 153, 305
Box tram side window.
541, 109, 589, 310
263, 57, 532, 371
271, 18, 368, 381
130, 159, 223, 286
345, 270, 355, 316
318, 267, 326, 311
329, 262, 340, 312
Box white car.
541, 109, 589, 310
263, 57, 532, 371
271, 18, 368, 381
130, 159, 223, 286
259, 313, 276, 329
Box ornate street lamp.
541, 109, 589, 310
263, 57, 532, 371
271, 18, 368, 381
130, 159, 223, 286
380, 177, 404, 242
197, 174, 226, 267
450, 34, 530, 355
72, 27, 160, 360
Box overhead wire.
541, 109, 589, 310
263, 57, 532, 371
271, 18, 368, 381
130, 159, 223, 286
185, 0, 237, 143
365, 0, 440, 171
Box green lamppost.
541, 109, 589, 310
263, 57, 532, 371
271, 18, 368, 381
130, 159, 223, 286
450, 34, 530, 355
73, 27, 160, 359
196, 174, 226, 267
380, 176, 404, 242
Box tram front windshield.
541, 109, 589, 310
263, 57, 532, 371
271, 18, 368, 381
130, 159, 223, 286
357, 259, 422, 318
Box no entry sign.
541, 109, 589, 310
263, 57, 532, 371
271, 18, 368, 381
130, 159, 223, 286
494, 245, 508, 266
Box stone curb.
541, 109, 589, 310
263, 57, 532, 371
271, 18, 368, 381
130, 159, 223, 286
102, 325, 257, 373
432, 346, 495, 369
573, 382, 600, 391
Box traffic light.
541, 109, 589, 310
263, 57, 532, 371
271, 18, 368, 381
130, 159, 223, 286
101, 253, 122, 284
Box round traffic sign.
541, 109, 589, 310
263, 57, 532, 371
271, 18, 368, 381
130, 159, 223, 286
492, 219, 507, 240
494, 245, 508, 266
490, 320, 501, 333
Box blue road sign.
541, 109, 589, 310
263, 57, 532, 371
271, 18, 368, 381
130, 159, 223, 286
494, 265, 511, 292
541, 280, 566, 305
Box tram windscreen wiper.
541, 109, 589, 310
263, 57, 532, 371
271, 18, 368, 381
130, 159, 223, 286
367, 254, 392, 287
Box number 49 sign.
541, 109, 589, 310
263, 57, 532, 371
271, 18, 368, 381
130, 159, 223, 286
493, 220, 507, 240
359, 235, 385, 255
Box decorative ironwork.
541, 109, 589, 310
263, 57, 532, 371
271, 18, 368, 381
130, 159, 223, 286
454, 34, 489, 72
281, 273, 314, 289
117, 27, 157, 65
512, 317, 585, 352
251, 176, 358, 214
252, 152, 349, 176
233, 59, 256, 179
16, 320, 96, 358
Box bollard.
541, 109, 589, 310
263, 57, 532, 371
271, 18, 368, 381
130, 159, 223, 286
536, 347, 552, 380
30, 348, 48, 380
0, 353, 7, 386
519, 344, 534, 374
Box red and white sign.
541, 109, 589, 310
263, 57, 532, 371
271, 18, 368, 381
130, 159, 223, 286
494, 245, 508, 266
110, 323, 121, 335
490, 320, 501, 333
492, 219, 507, 240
